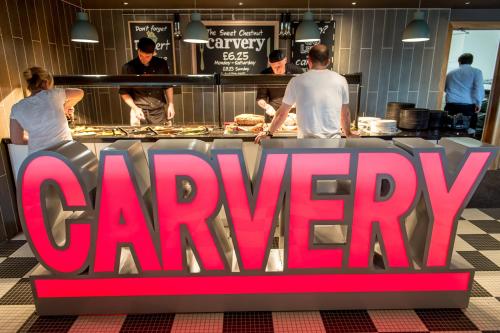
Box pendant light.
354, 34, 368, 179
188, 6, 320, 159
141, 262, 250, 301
183, 0, 208, 44
71, 0, 99, 43
295, 0, 320, 43
402, 0, 430, 43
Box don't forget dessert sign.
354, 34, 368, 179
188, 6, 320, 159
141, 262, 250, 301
17, 138, 498, 315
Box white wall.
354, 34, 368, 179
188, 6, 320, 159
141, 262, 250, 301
447, 30, 500, 82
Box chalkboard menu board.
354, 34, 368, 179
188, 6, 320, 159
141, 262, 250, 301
291, 21, 336, 70
128, 21, 176, 73
194, 21, 279, 75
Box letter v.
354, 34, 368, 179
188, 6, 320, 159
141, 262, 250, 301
216, 153, 288, 271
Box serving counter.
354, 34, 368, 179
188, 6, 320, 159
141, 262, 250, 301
65, 126, 470, 142
3, 126, 470, 202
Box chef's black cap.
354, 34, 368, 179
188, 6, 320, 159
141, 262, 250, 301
137, 37, 156, 54
268, 50, 286, 63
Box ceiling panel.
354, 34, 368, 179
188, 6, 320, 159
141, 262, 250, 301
74, 0, 500, 9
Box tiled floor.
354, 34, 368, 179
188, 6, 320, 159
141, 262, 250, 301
0, 208, 499, 332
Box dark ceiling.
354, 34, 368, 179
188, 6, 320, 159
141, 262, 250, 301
75, 0, 500, 9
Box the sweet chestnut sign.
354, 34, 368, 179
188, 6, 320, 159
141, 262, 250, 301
194, 21, 278, 75
17, 138, 497, 315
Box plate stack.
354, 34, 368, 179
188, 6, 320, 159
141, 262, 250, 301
358, 117, 380, 132
386, 102, 416, 125
370, 119, 398, 134
399, 108, 430, 130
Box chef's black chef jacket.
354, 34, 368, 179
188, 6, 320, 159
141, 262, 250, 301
118, 56, 171, 111
256, 63, 304, 121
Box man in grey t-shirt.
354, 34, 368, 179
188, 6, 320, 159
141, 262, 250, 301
255, 44, 357, 143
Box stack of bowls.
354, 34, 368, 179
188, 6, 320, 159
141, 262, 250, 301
428, 110, 445, 129
399, 108, 430, 130
386, 102, 416, 126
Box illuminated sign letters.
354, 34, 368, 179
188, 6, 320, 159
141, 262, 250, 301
17, 138, 498, 315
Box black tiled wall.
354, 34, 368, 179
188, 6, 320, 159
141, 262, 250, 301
82, 8, 451, 125
0, 0, 91, 240
0, 3, 452, 129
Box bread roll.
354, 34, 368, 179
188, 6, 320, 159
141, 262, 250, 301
234, 114, 265, 126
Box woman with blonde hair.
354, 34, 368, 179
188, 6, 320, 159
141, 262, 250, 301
10, 67, 84, 153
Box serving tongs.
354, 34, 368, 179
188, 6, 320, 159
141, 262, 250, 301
115, 127, 129, 136
124, 126, 157, 136
147, 126, 159, 135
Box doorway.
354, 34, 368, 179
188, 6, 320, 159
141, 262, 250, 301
439, 22, 500, 143
445, 29, 500, 138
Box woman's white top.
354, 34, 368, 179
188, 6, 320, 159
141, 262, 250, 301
10, 88, 72, 153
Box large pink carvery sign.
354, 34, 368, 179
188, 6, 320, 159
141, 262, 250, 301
17, 137, 498, 315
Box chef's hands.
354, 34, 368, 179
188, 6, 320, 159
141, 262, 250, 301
265, 104, 276, 117
130, 107, 145, 126
167, 103, 175, 119
133, 107, 145, 120
475, 105, 481, 113
257, 99, 276, 117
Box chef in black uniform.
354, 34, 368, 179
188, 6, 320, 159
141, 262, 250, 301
256, 50, 303, 122
119, 37, 175, 125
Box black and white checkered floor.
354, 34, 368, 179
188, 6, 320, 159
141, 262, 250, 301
0, 208, 499, 332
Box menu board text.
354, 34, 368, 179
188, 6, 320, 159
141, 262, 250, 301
195, 22, 278, 75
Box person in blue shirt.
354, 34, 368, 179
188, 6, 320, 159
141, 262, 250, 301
444, 53, 484, 134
